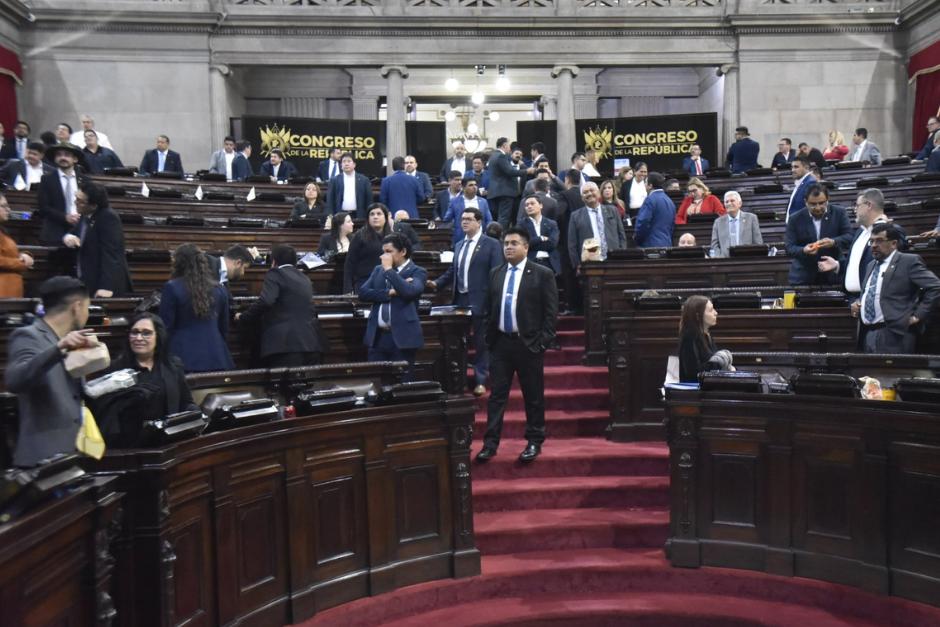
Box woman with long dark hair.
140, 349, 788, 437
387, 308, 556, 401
677, 295, 730, 383
159, 243, 234, 372
318, 210, 354, 262
343, 203, 391, 293
290, 181, 327, 222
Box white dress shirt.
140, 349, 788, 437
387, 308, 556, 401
851, 140, 867, 162
26, 162, 44, 185
457, 233, 478, 293
16, 137, 27, 160
860, 250, 896, 325
498, 257, 527, 334
450, 157, 466, 176
629, 178, 648, 209
529, 216, 550, 259
271, 163, 280, 178
845, 227, 872, 293
58, 169, 78, 215
224, 151, 235, 180
71, 130, 112, 149
341, 172, 358, 211
463, 195, 479, 210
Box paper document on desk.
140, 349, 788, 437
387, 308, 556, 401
299, 252, 326, 269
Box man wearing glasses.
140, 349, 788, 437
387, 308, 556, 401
850, 223, 940, 354
784, 183, 853, 285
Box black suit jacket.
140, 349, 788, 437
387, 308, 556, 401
239, 265, 325, 358
318, 158, 342, 182
72, 206, 133, 296
484, 260, 558, 353
0, 138, 16, 160
439, 156, 471, 181
260, 160, 298, 182
35, 171, 72, 244
784, 204, 853, 285
139, 149, 183, 175
231, 153, 252, 181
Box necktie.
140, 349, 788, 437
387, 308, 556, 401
729, 218, 738, 246
76, 219, 88, 277
17, 139, 25, 160
695, 159, 702, 175
158, 151, 166, 172
457, 239, 472, 293
332, 161, 338, 178
503, 266, 517, 333
65, 175, 75, 214
381, 277, 391, 326
863, 265, 879, 323
591, 207, 608, 259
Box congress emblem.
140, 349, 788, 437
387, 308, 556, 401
259, 124, 292, 157
583, 126, 613, 160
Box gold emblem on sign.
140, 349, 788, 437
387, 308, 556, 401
583, 126, 613, 160
259, 124, 292, 157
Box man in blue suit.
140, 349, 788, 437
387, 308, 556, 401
725, 126, 760, 173
231, 140, 253, 182
785, 155, 817, 222
434, 171, 463, 220
785, 183, 853, 285
326, 152, 372, 218
681, 144, 710, 176
634, 172, 676, 248
139, 134, 183, 176
318, 147, 343, 182
404, 155, 434, 200
380, 156, 425, 219
520, 195, 561, 276
359, 233, 426, 381
427, 207, 502, 395
259, 149, 298, 182
440, 177, 493, 246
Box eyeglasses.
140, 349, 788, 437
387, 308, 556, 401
129, 329, 155, 338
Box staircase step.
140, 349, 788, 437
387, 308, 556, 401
473, 475, 670, 512
554, 329, 587, 347
474, 507, 669, 554
473, 386, 608, 412
543, 346, 587, 366
543, 364, 609, 387
555, 316, 584, 332
470, 438, 669, 480
473, 409, 609, 439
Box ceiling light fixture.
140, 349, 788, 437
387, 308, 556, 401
471, 91, 485, 105
445, 77, 459, 92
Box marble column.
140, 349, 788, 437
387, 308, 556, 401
381, 65, 408, 175
552, 65, 579, 168
540, 96, 557, 121
281, 97, 326, 118
209, 65, 232, 151
720, 64, 739, 161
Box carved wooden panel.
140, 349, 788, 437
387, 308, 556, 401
792, 440, 858, 557
712, 453, 758, 526
18, 541, 88, 627
307, 456, 369, 581
889, 441, 940, 579
170, 498, 215, 627
396, 464, 440, 544
230, 474, 289, 610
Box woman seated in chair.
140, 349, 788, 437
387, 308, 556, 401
677, 295, 732, 383
290, 181, 327, 223
675, 177, 725, 225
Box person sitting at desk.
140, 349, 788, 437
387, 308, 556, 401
290, 182, 327, 222
259, 148, 298, 183
139, 134, 183, 176
318, 211, 353, 262
392, 209, 422, 251
678, 295, 732, 383
675, 177, 725, 225
677, 233, 697, 247
709, 191, 763, 258
824, 130, 849, 161
0, 193, 34, 297
344, 203, 392, 293
784, 183, 853, 286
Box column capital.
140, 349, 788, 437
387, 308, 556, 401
380, 65, 409, 79
551, 65, 580, 79
210, 64, 232, 78
718, 64, 738, 76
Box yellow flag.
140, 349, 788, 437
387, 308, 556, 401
76, 405, 106, 460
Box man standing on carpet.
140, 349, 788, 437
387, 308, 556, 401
477, 226, 558, 464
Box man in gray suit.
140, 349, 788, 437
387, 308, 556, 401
847, 127, 881, 166
6, 277, 97, 466
710, 190, 763, 257
567, 182, 627, 273
208, 136, 237, 180
851, 223, 940, 354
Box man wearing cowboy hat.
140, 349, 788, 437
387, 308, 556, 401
36, 143, 84, 246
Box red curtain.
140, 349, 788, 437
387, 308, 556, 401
909, 39, 940, 151
0, 45, 22, 135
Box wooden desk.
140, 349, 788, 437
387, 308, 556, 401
0, 473, 122, 627
605, 291, 857, 441
665, 386, 940, 608
93, 396, 478, 626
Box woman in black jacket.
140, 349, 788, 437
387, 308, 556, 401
317, 210, 354, 262
343, 203, 391, 293
677, 295, 726, 383
290, 182, 327, 222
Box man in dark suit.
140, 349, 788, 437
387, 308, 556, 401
36, 143, 83, 245
318, 147, 343, 183
327, 152, 372, 218
488, 137, 534, 230
231, 140, 253, 182
516, 176, 560, 223
392, 210, 422, 251
359, 233, 427, 381
62, 180, 132, 297
634, 173, 676, 248
477, 226, 558, 463
681, 144, 710, 176
435, 171, 463, 220
5, 276, 96, 466
797, 142, 827, 172
7, 120, 30, 161
206, 244, 255, 312
380, 156, 426, 219
427, 207, 503, 396
915, 116, 939, 161
1, 141, 52, 188
520, 194, 561, 276
785, 155, 817, 221
771, 137, 797, 169
439, 142, 471, 182
851, 223, 940, 354
726, 126, 761, 173
81, 130, 124, 175
259, 148, 298, 182
0, 121, 15, 160
466, 155, 486, 187
784, 183, 853, 286
236, 244, 325, 367
926, 132, 940, 173
139, 135, 183, 176
567, 181, 627, 272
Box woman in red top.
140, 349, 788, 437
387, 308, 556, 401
823, 130, 849, 161
675, 177, 725, 224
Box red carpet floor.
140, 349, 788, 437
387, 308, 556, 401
297, 316, 940, 626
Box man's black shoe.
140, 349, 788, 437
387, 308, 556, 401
476, 446, 497, 462
519, 443, 541, 463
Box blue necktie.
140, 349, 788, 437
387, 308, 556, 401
729, 218, 738, 246
503, 266, 517, 333
863, 264, 879, 323
332, 161, 338, 178
381, 276, 391, 326
158, 151, 166, 172
457, 239, 472, 293
591, 208, 607, 259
